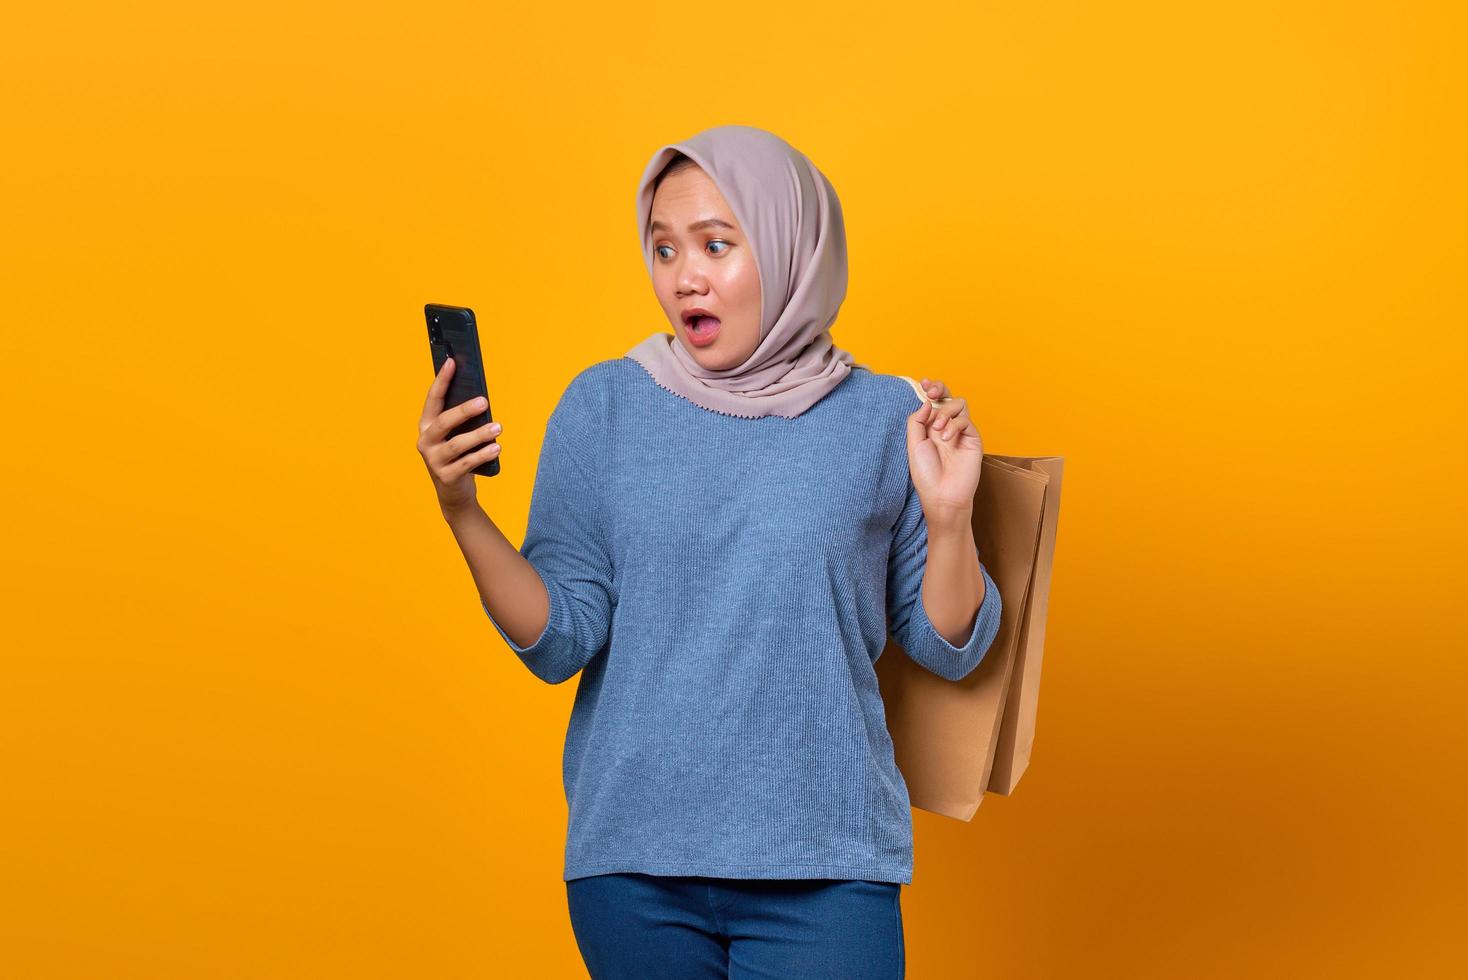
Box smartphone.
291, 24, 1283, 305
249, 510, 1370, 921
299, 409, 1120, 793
425, 303, 499, 477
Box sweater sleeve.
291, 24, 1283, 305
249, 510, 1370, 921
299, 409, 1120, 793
481, 391, 615, 685
885, 473, 1002, 682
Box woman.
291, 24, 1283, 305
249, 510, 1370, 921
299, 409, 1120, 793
416, 125, 1002, 979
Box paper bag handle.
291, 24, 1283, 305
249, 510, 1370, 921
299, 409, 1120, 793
898, 374, 955, 409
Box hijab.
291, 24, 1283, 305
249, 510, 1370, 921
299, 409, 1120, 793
625, 124, 859, 420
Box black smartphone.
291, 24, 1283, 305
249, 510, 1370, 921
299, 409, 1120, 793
425, 303, 499, 478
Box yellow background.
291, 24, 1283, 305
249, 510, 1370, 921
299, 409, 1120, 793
3, 1, 1464, 977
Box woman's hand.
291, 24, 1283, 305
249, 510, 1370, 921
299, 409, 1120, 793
905, 376, 984, 522
417, 357, 503, 516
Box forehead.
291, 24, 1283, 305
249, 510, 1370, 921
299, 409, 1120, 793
649, 167, 741, 229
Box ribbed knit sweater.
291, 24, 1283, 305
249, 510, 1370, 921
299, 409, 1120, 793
482, 356, 1002, 884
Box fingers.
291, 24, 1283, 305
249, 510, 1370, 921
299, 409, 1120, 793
914, 374, 976, 443
908, 399, 982, 455
926, 399, 968, 435
427, 396, 489, 442
418, 416, 503, 484
443, 434, 503, 481
416, 397, 491, 469
421, 357, 457, 422
917, 377, 960, 414
906, 400, 935, 445
441, 419, 502, 460
935, 413, 970, 442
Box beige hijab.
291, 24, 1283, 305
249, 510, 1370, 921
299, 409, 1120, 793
626, 125, 858, 419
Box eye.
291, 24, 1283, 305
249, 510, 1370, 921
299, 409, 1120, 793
707, 240, 731, 255
655, 244, 673, 260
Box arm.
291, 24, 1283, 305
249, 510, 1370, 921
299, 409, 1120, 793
922, 506, 988, 648
886, 476, 1002, 682
441, 501, 551, 651
419, 361, 614, 685
446, 401, 615, 685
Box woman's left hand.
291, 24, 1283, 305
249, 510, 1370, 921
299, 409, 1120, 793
906, 376, 984, 519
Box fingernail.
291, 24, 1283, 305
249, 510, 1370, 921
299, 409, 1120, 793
473, 397, 487, 409
490, 422, 502, 432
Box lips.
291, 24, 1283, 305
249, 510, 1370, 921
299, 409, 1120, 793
681, 307, 719, 327
683, 311, 722, 347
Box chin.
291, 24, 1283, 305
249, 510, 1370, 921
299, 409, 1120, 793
675, 325, 754, 368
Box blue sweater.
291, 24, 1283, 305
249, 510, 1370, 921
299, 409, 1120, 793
482, 356, 1002, 884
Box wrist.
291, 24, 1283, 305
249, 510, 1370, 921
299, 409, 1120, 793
439, 498, 485, 526
924, 505, 974, 539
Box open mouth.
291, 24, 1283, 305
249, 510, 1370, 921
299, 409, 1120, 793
682, 309, 722, 340
681, 310, 722, 345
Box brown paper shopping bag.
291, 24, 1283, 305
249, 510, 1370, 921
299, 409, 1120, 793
873, 376, 1063, 820
983, 452, 1063, 796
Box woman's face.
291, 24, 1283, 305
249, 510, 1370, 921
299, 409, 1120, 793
648, 164, 762, 369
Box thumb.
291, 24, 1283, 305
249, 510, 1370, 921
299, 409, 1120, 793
906, 401, 933, 447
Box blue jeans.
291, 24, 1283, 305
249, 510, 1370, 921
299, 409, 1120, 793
565, 872, 904, 979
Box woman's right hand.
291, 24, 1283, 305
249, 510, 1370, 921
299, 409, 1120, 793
417, 356, 503, 516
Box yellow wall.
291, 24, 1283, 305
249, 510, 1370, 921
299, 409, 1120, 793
3, 2, 1462, 977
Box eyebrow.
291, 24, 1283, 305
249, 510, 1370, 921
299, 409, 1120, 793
648, 217, 736, 233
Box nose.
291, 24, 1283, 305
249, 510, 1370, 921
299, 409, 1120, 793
674, 254, 710, 295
